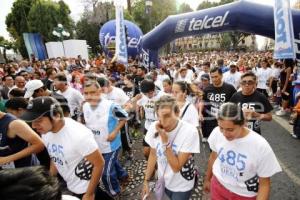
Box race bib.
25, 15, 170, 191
211, 107, 219, 117
246, 121, 254, 130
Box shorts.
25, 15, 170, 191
211, 176, 256, 200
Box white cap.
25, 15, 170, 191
24, 80, 44, 98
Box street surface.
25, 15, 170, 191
120, 115, 300, 200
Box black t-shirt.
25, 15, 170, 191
203, 82, 236, 120
0, 114, 32, 169
134, 76, 144, 89
230, 90, 273, 134
122, 86, 140, 99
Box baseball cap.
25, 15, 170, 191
20, 96, 61, 122
201, 73, 210, 81
24, 80, 44, 98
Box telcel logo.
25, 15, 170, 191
104, 33, 142, 49
275, 0, 287, 43
188, 11, 229, 31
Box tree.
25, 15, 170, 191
6, 0, 36, 57
27, 0, 74, 41
196, 0, 251, 50
0, 36, 16, 63
131, 0, 177, 33
197, 1, 218, 10
75, 18, 101, 55
178, 3, 193, 14
6, 0, 73, 58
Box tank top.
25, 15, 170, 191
0, 114, 32, 169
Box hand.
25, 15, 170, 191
107, 131, 117, 142
155, 123, 168, 144
141, 182, 150, 200
82, 193, 95, 200
203, 179, 211, 194
0, 156, 10, 165
242, 108, 254, 120
199, 114, 204, 122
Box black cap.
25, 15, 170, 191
140, 79, 155, 93
201, 73, 210, 81
20, 96, 61, 122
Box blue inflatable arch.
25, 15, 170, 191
141, 0, 300, 65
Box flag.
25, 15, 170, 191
115, 2, 128, 65
273, 0, 295, 59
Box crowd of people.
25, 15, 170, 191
0, 50, 299, 200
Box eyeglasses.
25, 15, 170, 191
241, 80, 255, 86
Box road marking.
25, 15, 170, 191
277, 158, 300, 186
272, 115, 293, 133
272, 115, 300, 186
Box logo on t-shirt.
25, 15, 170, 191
245, 175, 259, 192
180, 156, 195, 181
75, 158, 93, 181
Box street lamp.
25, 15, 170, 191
52, 23, 70, 57
145, 0, 153, 30
145, 0, 153, 70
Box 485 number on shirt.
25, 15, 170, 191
218, 148, 247, 171
208, 93, 226, 102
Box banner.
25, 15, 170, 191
273, 0, 295, 59
23, 33, 48, 61
115, 3, 128, 65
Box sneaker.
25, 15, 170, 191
276, 109, 286, 116
202, 138, 208, 143
291, 134, 299, 139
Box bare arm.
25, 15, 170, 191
107, 120, 126, 142
165, 147, 192, 173
142, 148, 157, 198
256, 177, 270, 200
282, 68, 291, 92
49, 160, 58, 176
2, 120, 44, 164
144, 148, 157, 182
83, 150, 105, 200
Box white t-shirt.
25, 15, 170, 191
180, 101, 199, 127
58, 87, 84, 117
42, 118, 99, 194
145, 120, 200, 192
137, 91, 165, 130
271, 67, 281, 79
208, 127, 282, 197
103, 86, 130, 106
83, 99, 127, 153
255, 68, 272, 90
222, 71, 241, 89
157, 74, 170, 82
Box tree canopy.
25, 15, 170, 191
6, 0, 73, 58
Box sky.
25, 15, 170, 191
0, 0, 297, 46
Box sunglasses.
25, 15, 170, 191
241, 80, 255, 86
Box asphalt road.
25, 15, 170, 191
124, 116, 300, 200
261, 118, 300, 200
196, 118, 300, 200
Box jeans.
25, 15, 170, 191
165, 188, 192, 200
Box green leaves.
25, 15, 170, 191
5, 0, 73, 58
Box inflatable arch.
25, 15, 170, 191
141, 0, 300, 66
